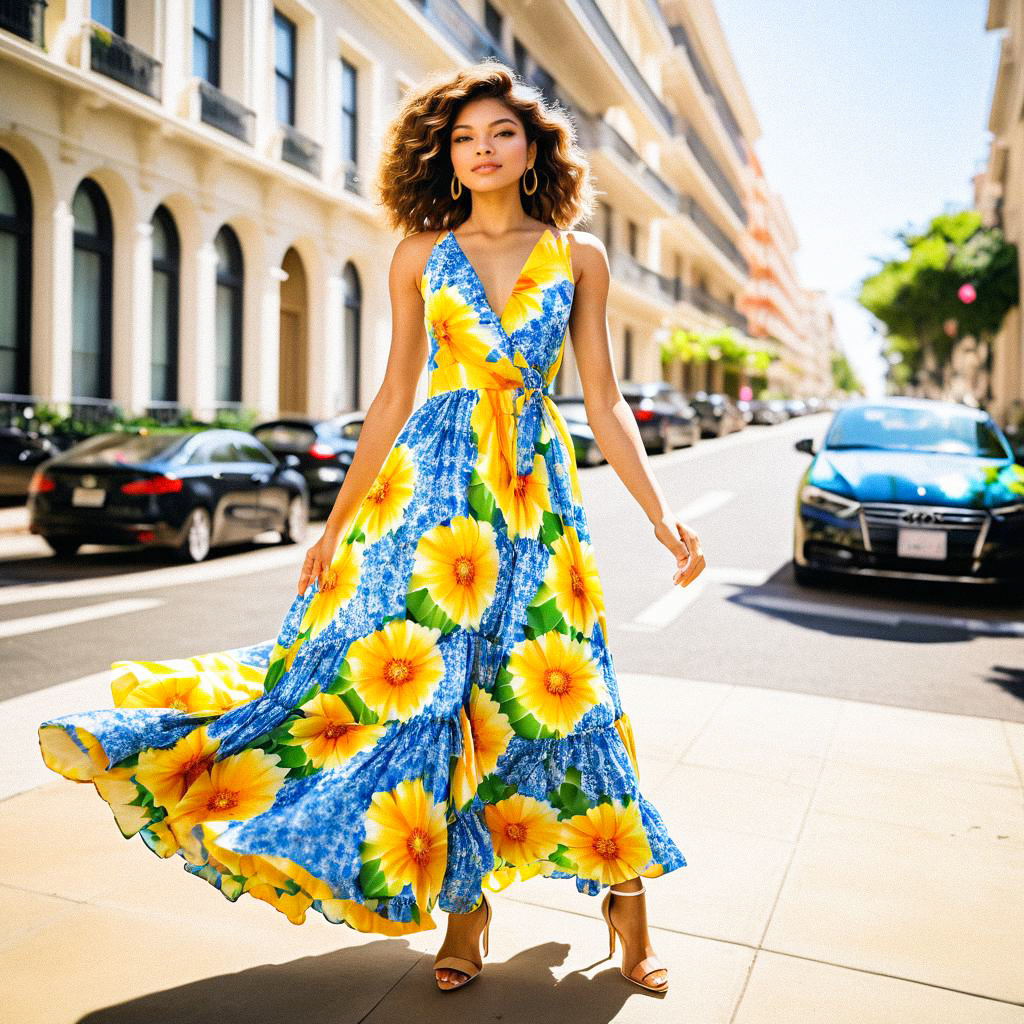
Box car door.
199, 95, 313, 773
193, 435, 264, 543
235, 436, 289, 526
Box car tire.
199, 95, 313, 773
44, 536, 81, 558
177, 506, 212, 563
281, 494, 309, 545
793, 563, 823, 587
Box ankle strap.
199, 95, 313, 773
609, 885, 646, 896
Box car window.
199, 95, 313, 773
187, 437, 238, 465
826, 406, 1010, 458
236, 440, 276, 465
253, 423, 316, 448
65, 432, 187, 464
339, 421, 362, 440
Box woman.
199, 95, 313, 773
38, 61, 704, 996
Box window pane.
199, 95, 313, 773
0, 232, 17, 393
151, 268, 171, 401
72, 248, 102, 397
194, 0, 216, 36
274, 13, 295, 76
236, 441, 275, 464
215, 282, 237, 402
0, 168, 14, 217
276, 75, 292, 125
193, 35, 211, 82
72, 187, 98, 236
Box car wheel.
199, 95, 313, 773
44, 536, 81, 558
660, 422, 674, 454
281, 494, 309, 545
178, 506, 212, 563
793, 563, 822, 587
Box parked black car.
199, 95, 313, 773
252, 414, 363, 517
793, 398, 1024, 586
549, 396, 605, 467
746, 399, 787, 426
0, 426, 63, 498
619, 382, 701, 453
687, 392, 745, 437
28, 429, 309, 562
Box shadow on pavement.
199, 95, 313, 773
985, 665, 1024, 703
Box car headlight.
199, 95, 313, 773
800, 483, 861, 519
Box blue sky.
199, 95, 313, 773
713, 0, 1002, 395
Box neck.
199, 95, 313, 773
459, 189, 533, 237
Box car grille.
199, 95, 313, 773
860, 501, 988, 562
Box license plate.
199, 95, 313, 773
72, 487, 106, 508
897, 527, 946, 560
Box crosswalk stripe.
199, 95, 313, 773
0, 598, 163, 638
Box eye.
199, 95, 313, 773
453, 135, 471, 143
497, 129, 514, 137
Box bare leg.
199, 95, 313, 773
607, 876, 668, 990
434, 899, 490, 990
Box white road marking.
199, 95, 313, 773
0, 544, 303, 608
677, 489, 735, 522
0, 597, 163, 638
625, 574, 710, 630
737, 594, 1024, 637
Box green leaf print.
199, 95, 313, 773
263, 658, 287, 694
477, 774, 517, 804
538, 510, 564, 547
405, 587, 458, 634
468, 468, 496, 523
549, 779, 592, 820
359, 857, 393, 900
526, 596, 564, 636
273, 743, 310, 768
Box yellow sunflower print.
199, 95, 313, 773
300, 539, 364, 639
356, 444, 416, 545
544, 525, 606, 639
484, 793, 562, 867
562, 799, 654, 886
287, 692, 386, 769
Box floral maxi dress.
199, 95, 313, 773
37, 226, 686, 934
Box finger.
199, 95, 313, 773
678, 552, 706, 587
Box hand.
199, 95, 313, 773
296, 530, 339, 596
652, 515, 705, 587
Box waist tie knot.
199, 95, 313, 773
511, 362, 550, 477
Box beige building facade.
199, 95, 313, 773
980, 0, 1024, 428
0, 0, 825, 428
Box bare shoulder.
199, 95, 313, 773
565, 229, 608, 285
391, 229, 446, 286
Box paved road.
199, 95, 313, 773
3, 413, 1023, 721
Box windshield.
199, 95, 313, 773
825, 406, 1009, 458
65, 432, 188, 464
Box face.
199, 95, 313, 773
449, 96, 537, 194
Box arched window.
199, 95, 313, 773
0, 150, 32, 397
150, 205, 180, 403
71, 179, 113, 399
214, 224, 243, 403
342, 261, 361, 410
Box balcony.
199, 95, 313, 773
682, 281, 747, 331
575, 0, 675, 135
280, 124, 323, 177
574, 110, 680, 213
410, 0, 513, 65
682, 121, 745, 222
89, 23, 162, 101
340, 159, 361, 195
198, 79, 255, 145
0, 0, 46, 46
679, 195, 747, 274
666, 21, 745, 161
608, 248, 677, 304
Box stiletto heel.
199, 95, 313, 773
601, 885, 669, 994
434, 894, 492, 991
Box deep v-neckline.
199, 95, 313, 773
446, 226, 553, 329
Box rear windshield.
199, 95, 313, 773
253, 424, 317, 447
64, 432, 187, 464
826, 406, 1009, 458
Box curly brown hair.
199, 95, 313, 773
376, 60, 595, 236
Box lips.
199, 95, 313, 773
472, 163, 501, 172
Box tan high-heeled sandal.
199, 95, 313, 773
433, 893, 492, 991
600, 885, 669, 994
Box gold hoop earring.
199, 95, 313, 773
451, 174, 462, 200
522, 166, 538, 196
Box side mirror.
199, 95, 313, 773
283, 453, 301, 469
794, 437, 815, 455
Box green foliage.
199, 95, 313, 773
660, 327, 778, 371
831, 352, 863, 394
859, 209, 1018, 386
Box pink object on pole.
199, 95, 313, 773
958, 283, 977, 304
739, 385, 753, 401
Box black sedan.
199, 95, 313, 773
550, 396, 605, 467
687, 392, 745, 438
28, 429, 309, 562
793, 398, 1024, 586
0, 426, 63, 498
252, 415, 363, 517
620, 382, 701, 453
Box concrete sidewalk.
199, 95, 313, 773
2, 671, 1022, 1023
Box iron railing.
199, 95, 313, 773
89, 23, 162, 100
680, 195, 747, 273
0, 0, 46, 46
609, 248, 677, 303
410, 0, 513, 65
281, 124, 323, 177
198, 79, 255, 145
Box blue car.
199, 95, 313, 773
792, 398, 1024, 585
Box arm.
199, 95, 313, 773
296, 232, 434, 595
566, 231, 705, 588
